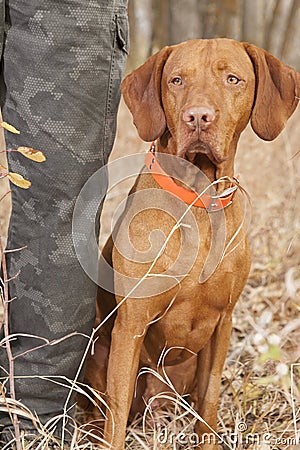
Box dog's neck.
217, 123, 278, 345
156, 135, 237, 194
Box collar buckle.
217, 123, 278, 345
207, 195, 220, 213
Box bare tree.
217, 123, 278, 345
242, 0, 265, 46
265, 0, 294, 59
281, 0, 300, 68
127, 0, 153, 69
151, 0, 170, 53
169, 0, 203, 44
127, 0, 300, 70
216, 0, 242, 41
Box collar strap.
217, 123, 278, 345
145, 143, 238, 212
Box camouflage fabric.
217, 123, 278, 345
0, 0, 128, 439
0, 1, 3, 55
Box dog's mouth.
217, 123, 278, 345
185, 152, 216, 183
182, 140, 226, 164
178, 140, 225, 182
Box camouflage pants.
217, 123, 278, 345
0, 0, 128, 439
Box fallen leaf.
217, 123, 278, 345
8, 172, 31, 189
17, 146, 46, 162
244, 382, 264, 400
1, 122, 20, 134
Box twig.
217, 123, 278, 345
5, 246, 27, 254
0, 331, 91, 360
0, 149, 18, 154
0, 190, 11, 204
0, 236, 21, 450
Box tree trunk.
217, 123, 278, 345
216, 0, 242, 41
127, 0, 153, 70
169, 0, 203, 44
281, 0, 300, 69
265, 0, 294, 59
242, 0, 266, 47
152, 0, 170, 53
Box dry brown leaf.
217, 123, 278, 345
17, 147, 46, 162
1, 122, 20, 134
16, 146, 46, 163
8, 172, 31, 189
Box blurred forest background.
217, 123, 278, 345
127, 0, 300, 70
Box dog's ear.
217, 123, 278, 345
243, 43, 299, 141
121, 47, 172, 142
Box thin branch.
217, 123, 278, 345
0, 190, 11, 204
4, 271, 21, 283
0, 236, 21, 450
0, 331, 91, 361
4, 246, 27, 254
0, 148, 18, 154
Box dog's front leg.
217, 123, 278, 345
103, 301, 149, 450
195, 311, 233, 450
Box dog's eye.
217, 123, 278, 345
171, 76, 182, 86
227, 75, 240, 85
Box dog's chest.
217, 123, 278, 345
114, 197, 213, 274
143, 293, 223, 361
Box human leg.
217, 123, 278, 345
0, 0, 128, 441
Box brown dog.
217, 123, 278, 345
82, 39, 299, 449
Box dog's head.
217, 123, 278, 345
121, 39, 299, 168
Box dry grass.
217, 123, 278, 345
0, 100, 299, 449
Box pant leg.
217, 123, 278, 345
0, 1, 3, 55
0, 0, 128, 436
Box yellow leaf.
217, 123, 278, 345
244, 382, 264, 400
1, 122, 20, 134
17, 146, 46, 162
0, 163, 7, 170
8, 172, 31, 189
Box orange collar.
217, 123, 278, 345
145, 143, 238, 212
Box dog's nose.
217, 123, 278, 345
182, 106, 216, 130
